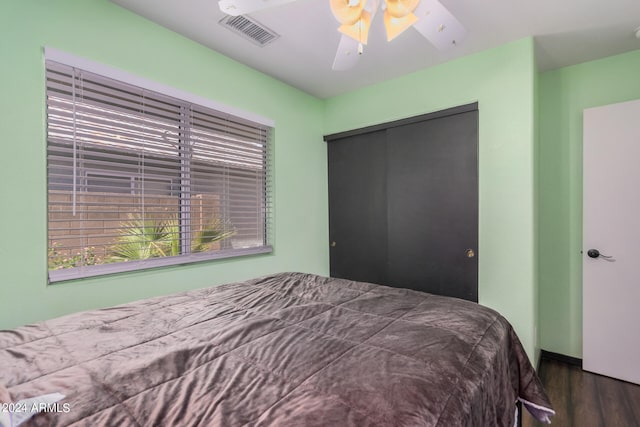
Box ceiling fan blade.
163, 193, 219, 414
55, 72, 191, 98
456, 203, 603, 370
332, 35, 361, 71
412, 0, 466, 50
218, 0, 298, 16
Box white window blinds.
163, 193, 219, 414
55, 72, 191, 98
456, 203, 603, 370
46, 59, 272, 282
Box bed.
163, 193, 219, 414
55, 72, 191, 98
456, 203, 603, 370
0, 272, 553, 426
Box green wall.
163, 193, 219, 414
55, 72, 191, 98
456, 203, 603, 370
325, 38, 539, 359
538, 48, 640, 358
0, 0, 328, 329
533, 56, 540, 359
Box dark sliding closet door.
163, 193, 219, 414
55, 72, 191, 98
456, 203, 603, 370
326, 105, 478, 302
328, 130, 388, 285
385, 111, 478, 300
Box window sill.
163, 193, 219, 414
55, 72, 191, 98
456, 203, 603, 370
48, 246, 273, 284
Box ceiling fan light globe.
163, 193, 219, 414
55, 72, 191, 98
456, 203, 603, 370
338, 10, 372, 44
384, 0, 420, 18
330, 0, 366, 25
383, 9, 417, 41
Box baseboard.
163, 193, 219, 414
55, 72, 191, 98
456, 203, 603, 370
540, 349, 583, 368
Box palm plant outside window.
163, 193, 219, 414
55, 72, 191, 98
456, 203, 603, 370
46, 56, 272, 282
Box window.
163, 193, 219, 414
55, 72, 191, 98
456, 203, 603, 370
46, 53, 272, 282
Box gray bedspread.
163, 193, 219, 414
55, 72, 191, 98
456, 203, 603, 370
0, 272, 553, 426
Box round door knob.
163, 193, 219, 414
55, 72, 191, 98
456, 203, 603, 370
466, 249, 475, 258
330, 241, 337, 247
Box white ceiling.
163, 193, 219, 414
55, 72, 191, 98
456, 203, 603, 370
110, 0, 640, 98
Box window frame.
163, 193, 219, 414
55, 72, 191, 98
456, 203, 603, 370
45, 48, 274, 283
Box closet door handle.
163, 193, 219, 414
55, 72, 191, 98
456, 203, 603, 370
465, 249, 475, 258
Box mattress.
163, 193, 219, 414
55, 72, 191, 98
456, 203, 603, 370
0, 272, 553, 426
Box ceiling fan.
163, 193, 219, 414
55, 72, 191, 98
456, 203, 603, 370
217, 0, 466, 70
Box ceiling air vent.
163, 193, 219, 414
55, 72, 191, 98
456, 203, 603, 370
219, 15, 280, 47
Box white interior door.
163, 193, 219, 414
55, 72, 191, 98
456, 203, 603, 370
583, 99, 640, 385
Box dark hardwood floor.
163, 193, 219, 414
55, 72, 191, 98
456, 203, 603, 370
523, 358, 640, 427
